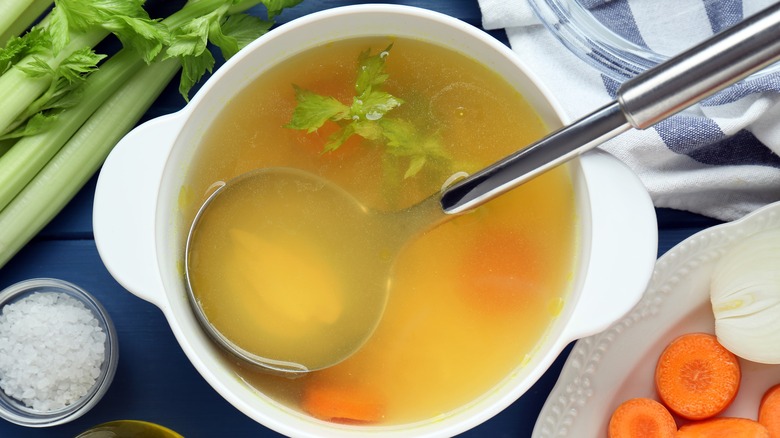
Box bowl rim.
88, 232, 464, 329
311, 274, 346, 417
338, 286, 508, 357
0, 278, 118, 427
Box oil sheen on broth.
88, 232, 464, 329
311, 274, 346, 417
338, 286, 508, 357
183, 37, 578, 425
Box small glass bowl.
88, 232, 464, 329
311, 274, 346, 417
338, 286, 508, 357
0, 278, 119, 427
528, 0, 780, 82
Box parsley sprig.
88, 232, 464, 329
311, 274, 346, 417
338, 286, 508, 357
285, 45, 449, 179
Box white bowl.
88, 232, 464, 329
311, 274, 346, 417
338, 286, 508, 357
92, 5, 657, 437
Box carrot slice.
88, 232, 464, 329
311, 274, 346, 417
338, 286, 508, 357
300, 380, 385, 424
676, 417, 770, 437
608, 397, 676, 438
759, 383, 780, 436
654, 333, 740, 420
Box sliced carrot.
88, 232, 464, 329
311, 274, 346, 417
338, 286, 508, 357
759, 383, 780, 436
300, 379, 385, 424
676, 417, 769, 437
655, 333, 741, 420
608, 397, 677, 438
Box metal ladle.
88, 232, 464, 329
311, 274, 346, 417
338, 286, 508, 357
185, 2, 780, 374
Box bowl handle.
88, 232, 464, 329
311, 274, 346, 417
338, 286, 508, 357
93, 113, 185, 310
562, 150, 658, 340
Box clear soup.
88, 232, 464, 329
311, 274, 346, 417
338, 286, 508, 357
182, 36, 578, 425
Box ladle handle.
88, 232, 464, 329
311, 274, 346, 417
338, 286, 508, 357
441, 1, 780, 215
619, 1, 780, 128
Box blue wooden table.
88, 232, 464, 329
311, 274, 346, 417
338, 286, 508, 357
0, 1, 723, 436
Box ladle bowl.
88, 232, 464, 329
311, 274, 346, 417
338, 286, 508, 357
185, 168, 401, 373
185, 167, 456, 373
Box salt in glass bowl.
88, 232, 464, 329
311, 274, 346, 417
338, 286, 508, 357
528, 0, 780, 82
0, 278, 119, 427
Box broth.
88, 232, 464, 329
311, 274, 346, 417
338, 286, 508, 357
182, 37, 578, 425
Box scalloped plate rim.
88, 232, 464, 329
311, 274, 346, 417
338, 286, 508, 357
532, 201, 780, 437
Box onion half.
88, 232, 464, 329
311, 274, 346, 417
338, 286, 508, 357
710, 228, 780, 364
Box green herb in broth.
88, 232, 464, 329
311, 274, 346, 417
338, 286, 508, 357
285, 45, 450, 179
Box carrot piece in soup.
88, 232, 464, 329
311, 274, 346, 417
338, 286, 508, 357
676, 417, 770, 437
300, 380, 385, 424
461, 228, 543, 313
654, 333, 740, 420
759, 383, 780, 436
608, 397, 676, 438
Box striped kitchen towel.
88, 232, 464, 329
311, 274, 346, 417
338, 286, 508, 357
478, 0, 780, 221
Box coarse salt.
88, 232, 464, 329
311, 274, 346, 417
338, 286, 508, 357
0, 292, 106, 412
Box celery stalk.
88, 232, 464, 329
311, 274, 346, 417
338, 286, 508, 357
0, 0, 35, 35
0, 27, 107, 136
0, 0, 52, 47
0, 48, 144, 211
0, 140, 14, 158
0, 58, 180, 267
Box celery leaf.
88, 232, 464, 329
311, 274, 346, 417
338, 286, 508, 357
164, 7, 226, 101
56, 47, 107, 83
211, 14, 272, 60
323, 123, 355, 153
351, 90, 403, 120
259, 0, 304, 19
0, 113, 58, 141
56, 0, 169, 63
165, 16, 215, 101
351, 120, 383, 142
178, 49, 216, 103
404, 155, 427, 179
164, 1, 290, 100
355, 45, 392, 96
286, 45, 414, 158
102, 16, 168, 63
9, 47, 105, 138
0, 28, 50, 74
166, 18, 211, 60
16, 56, 55, 77
380, 118, 450, 178
46, 6, 71, 51
286, 85, 350, 133
284, 44, 450, 178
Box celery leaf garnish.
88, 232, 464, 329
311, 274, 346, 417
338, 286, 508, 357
380, 118, 450, 178
286, 85, 350, 133
286, 45, 401, 137
355, 46, 391, 94
285, 45, 450, 178
351, 90, 403, 121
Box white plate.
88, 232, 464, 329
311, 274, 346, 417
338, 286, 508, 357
533, 201, 780, 437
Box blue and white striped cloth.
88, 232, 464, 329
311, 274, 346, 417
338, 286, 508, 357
478, 0, 780, 220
